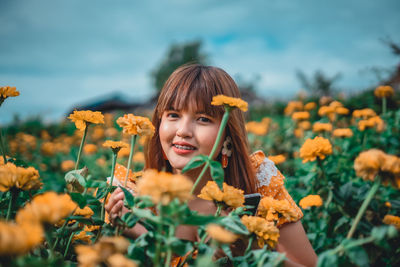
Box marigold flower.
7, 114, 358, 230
83, 143, 98, 155
246, 121, 269, 136
206, 224, 238, 244
118, 146, 131, 157
336, 107, 350, 115
211, 95, 248, 112
299, 195, 323, 209
358, 116, 385, 132
198, 181, 245, 209
299, 137, 332, 163
105, 127, 119, 138
268, 155, 286, 165
0, 221, 43, 256
16, 192, 77, 225
332, 128, 353, 138
312, 122, 332, 133
385, 201, 392, 208
68, 110, 104, 131
304, 102, 317, 111
319, 96, 332, 106
107, 253, 138, 267
318, 106, 335, 117
0, 86, 19, 100
103, 140, 128, 154
0, 163, 42, 192
374, 85, 395, 98
284, 101, 303, 116
258, 197, 299, 223
354, 149, 386, 181
40, 141, 56, 156
298, 121, 311, 130
117, 114, 155, 137
383, 214, 400, 229
241, 215, 280, 248
72, 231, 92, 244
74, 206, 94, 218
352, 108, 377, 119
61, 160, 75, 172
91, 126, 105, 142
291, 111, 310, 121
136, 169, 192, 205
133, 151, 145, 163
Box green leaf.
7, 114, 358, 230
121, 213, 139, 228
70, 192, 87, 208
119, 186, 135, 208
64, 168, 88, 193
345, 246, 370, 267
85, 180, 107, 189
317, 250, 338, 267
169, 238, 193, 256
209, 160, 224, 189
182, 213, 217, 225
217, 216, 249, 235
182, 155, 208, 173
131, 207, 161, 223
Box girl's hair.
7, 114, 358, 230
145, 64, 257, 193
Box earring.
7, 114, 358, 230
221, 136, 232, 168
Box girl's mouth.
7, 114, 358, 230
172, 144, 197, 154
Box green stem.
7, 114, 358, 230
154, 203, 163, 267
190, 108, 231, 194
382, 97, 387, 115
244, 235, 254, 255
75, 125, 89, 170
0, 128, 7, 163
63, 231, 75, 258
52, 218, 71, 250
347, 177, 381, 239
45, 227, 56, 259
101, 152, 117, 222
124, 135, 137, 187
215, 204, 222, 217
6, 189, 17, 221
164, 224, 175, 267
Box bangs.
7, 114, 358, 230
157, 66, 226, 118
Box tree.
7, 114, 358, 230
151, 40, 209, 94
296, 70, 341, 97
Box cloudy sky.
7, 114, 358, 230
1, 0, 399, 124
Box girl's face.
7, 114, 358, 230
159, 108, 222, 173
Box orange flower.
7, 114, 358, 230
312, 122, 332, 133
133, 152, 145, 163
352, 108, 377, 119
335, 107, 350, 115
299, 195, 323, 209
257, 197, 299, 223
358, 116, 385, 132
298, 121, 311, 130
294, 128, 304, 138
83, 144, 98, 155
383, 214, 400, 229
374, 85, 394, 98
304, 102, 317, 111
117, 114, 155, 137
136, 169, 192, 205
332, 128, 353, 138
103, 140, 128, 154
268, 155, 286, 165
354, 149, 386, 181
284, 101, 303, 116
198, 181, 245, 209
206, 224, 238, 244
68, 110, 104, 131
0, 163, 42, 192
299, 137, 332, 163
211, 95, 248, 112
241, 215, 280, 248
61, 160, 75, 172
0, 86, 19, 101
291, 111, 310, 121
246, 121, 269, 136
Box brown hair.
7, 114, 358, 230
145, 64, 257, 193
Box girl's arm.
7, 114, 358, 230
276, 221, 317, 267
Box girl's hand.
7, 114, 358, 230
105, 187, 130, 224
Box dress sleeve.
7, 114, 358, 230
250, 151, 303, 227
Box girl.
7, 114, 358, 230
106, 64, 317, 266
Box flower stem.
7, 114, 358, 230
382, 97, 387, 114
0, 127, 7, 163
63, 231, 75, 258
164, 224, 175, 267
346, 177, 381, 239
154, 203, 163, 267
101, 152, 117, 222
75, 125, 89, 170
6, 188, 17, 221
124, 135, 137, 187
190, 108, 231, 194
244, 235, 254, 255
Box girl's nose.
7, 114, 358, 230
176, 117, 193, 138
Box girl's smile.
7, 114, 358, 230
159, 108, 222, 172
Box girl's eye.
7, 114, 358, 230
166, 112, 179, 118
198, 116, 212, 123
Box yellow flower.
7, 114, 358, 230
268, 154, 286, 165
332, 128, 353, 138
40, 141, 56, 156
72, 231, 92, 244
118, 146, 131, 157
107, 253, 138, 267
304, 102, 317, 111
299, 195, 323, 209
61, 160, 75, 172
352, 108, 377, 119
358, 116, 385, 132
374, 85, 395, 98
294, 128, 304, 138
257, 197, 299, 223
383, 214, 400, 229
0, 86, 19, 100
206, 224, 238, 244
318, 106, 335, 117
354, 149, 386, 181
91, 126, 105, 142
16, 192, 77, 225
103, 140, 129, 153
241, 215, 280, 248
299, 137, 332, 163
117, 114, 155, 137
133, 152, 145, 163
312, 122, 332, 133
284, 101, 303, 116
291, 111, 310, 121
136, 169, 193, 205
74, 206, 94, 218
246, 121, 269, 136
83, 144, 98, 155
211, 95, 248, 112
298, 121, 311, 130
0, 163, 42, 192
198, 181, 245, 209
385, 201, 392, 208
75, 245, 101, 267
68, 110, 105, 131
335, 107, 350, 115
0, 221, 43, 256
319, 96, 333, 106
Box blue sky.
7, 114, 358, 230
1, 0, 399, 124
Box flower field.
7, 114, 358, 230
0, 85, 399, 266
